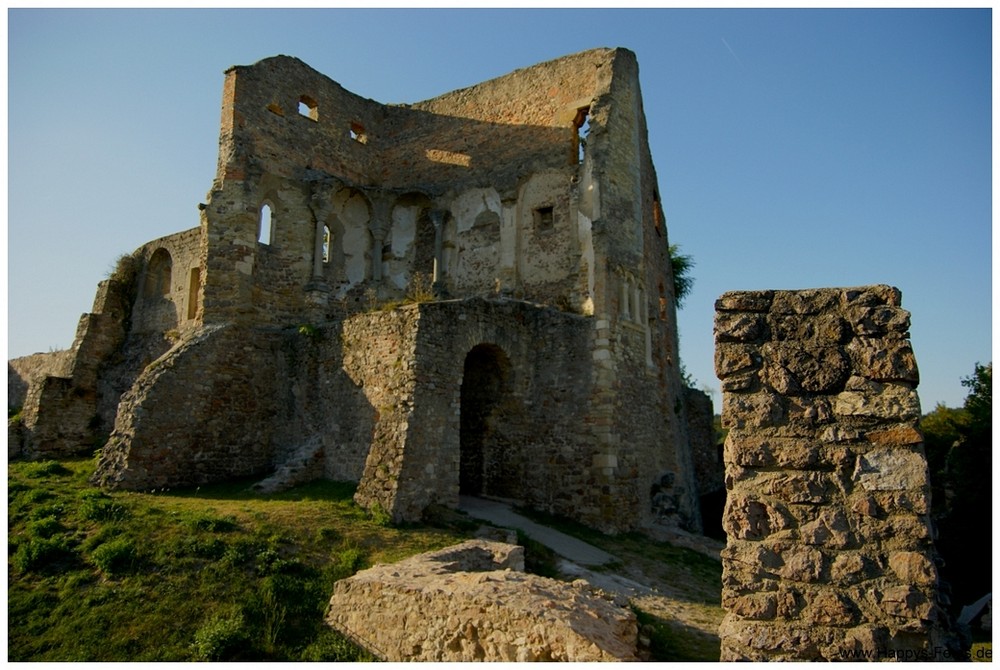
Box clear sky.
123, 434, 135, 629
7, 7, 992, 410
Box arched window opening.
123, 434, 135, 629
259, 203, 273, 245
460, 344, 513, 498
144, 248, 173, 299
322, 225, 331, 264
573, 107, 590, 163
298, 95, 318, 121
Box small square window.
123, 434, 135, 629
534, 206, 554, 232
350, 122, 367, 144
298, 95, 318, 121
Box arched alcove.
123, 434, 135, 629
459, 343, 513, 497
144, 248, 173, 299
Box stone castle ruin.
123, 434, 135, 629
9, 48, 704, 534
9, 48, 956, 660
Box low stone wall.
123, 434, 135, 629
8, 352, 72, 411
326, 540, 638, 661
715, 286, 952, 661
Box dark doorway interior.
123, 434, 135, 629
459, 344, 509, 496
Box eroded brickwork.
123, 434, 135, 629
715, 286, 952, 661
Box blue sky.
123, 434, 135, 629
7, 8, 992, 410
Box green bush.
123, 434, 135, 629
27, 515, 63, 539
332, 546, 364, 580
369, 502, 392, 527
89, 538, 139, 576
188, 513, 238, 533
78, 489, 130, 522
12, 535, 73, 573
191, 611, 249, 661
299, 628, 376, 661
23, 460, 71, 478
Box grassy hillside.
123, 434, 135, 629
9, 456, 726, 662
8, 457, 472, 661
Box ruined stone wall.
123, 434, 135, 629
8, 351, 72, 410
94, 324, 289, 490
22, 48, 701, 543
388, 48, 612, 195
350, 299, 596, 524
131, 228, 203, 335
686, 386, 724, 497
715, 286, 951, 661
13, 274, 135, 459
217, 55, 383, 187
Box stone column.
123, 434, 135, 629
370, 193, 393, 285
428, 208, 446, 285
715, 286, 954, 661
309, 193, 330, 282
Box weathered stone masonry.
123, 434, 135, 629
716, 286, 952, 660
11, 48, 704, 535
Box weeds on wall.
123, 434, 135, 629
364, 272, 437, 313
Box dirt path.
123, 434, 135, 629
460, 496, 725, 661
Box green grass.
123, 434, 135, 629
8, 457, 472, 661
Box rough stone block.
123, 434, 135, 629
715, 290, 774, 313
723, 494, 789, 541
803, 590, 859, 626
846, 338, 919, 383
776, 545, 825, 583
714, 311, 766, 342
326, 540, 638, 661
888, 551, 937, 586
879, 585, 934, 621
771, 288, 839, 315
833, 385, 921, 421
760, 343, 848, 395
714, 342, 760, 378
853, 448, 928, 492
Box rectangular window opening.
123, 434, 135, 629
573, 107, 590, 163
298, 95, 319, 121
534, 206, 554, 232
350, 122, 367, 144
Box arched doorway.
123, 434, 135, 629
459, 344, 511, 497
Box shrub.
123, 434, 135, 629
191, 611, 249, 661
368, 502, 392, 527
300, 628, 376, 662
27, 515, 63, 539
23, 460, 71, 478
78, 489, 130, 522
330, 546, 364, 581
90, 538, 139, 576
12, 535, 73, 573
187, 513, 238, 533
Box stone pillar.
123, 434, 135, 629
370, 194, 393, 285
428, 208, 446, 285
715, 286, 953, 661
311, 196, 328, 281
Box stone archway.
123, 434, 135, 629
459, 343, 512, 497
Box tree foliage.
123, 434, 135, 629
923, 362, 992, 613
668, 244, 694, 308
